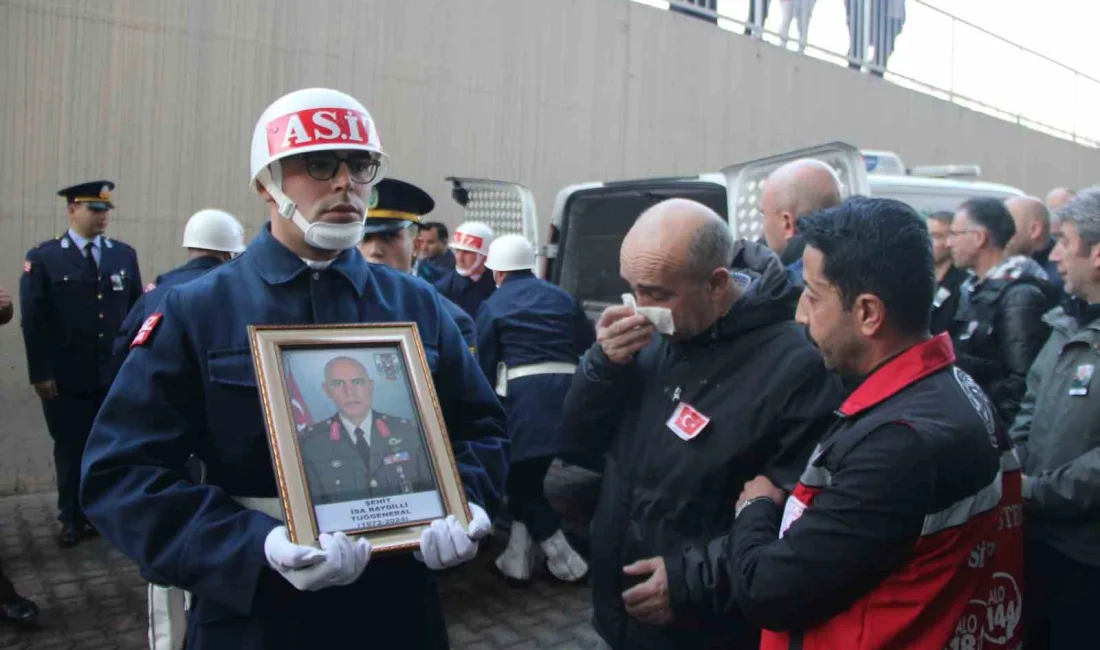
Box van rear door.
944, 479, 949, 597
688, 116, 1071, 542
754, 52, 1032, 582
445, 176, 541, 268
720, 141, 870, 242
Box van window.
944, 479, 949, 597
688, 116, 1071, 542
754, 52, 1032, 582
552, 182, 727, 309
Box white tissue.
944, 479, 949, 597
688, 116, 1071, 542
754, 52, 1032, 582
622, 294, 676, 336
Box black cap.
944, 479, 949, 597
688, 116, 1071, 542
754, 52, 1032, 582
364, 179, 435, 235
58, 180, 115, 210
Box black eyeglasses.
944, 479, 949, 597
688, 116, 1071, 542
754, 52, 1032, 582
293, 152, 381, 184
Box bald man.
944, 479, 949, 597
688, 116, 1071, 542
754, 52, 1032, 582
760, 159, 843, 278
561, 199, 842, 649
1006, 196, 1065, 299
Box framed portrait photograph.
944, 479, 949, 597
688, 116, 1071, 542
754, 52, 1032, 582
248, 323, 471, 554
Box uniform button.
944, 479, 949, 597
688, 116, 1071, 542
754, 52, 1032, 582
98, 333, 104, 339
335, 480, 341, 486
99, 313, 104, 319
370, 480, 379, 488
97, 294, 103, 300
311, 271, 320, 280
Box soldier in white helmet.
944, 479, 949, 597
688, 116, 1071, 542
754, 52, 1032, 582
476, 234, 595, 583
80, 88, 509, 649
434, 220, 497, 318
111, 208, 246, 378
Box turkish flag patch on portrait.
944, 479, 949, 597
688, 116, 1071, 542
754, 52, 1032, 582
130, 313, 163, 348
666, 402, 710, 441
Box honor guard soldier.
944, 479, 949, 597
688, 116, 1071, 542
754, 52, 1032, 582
434, 220, 497, 318
79, 88, 509, 650
478, 234, 595, 583
20, 180, 142, 548
358, 178, 478, 356
112, 209, 246, 379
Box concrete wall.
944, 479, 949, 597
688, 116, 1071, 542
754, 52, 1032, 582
1, 0, 1097, 495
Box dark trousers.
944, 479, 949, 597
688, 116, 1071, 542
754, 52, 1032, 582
1024, 539, 1100, 649
41, 390, 105, 526
505, 456, 559, 542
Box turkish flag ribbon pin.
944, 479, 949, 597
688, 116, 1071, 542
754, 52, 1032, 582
666, 402, 710, 441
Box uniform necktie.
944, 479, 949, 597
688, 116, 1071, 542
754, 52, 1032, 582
84, 241, 98, 277
353, 426, 371, 467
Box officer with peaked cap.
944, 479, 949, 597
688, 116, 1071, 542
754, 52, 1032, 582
79, 88, 508, 649
19, 180, 142, 548
358, 179, 479, 356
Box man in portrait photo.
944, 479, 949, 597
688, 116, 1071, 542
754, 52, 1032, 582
299, 355, 435, 506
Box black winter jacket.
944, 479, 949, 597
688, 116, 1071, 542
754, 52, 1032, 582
561, 241, 843, 649
953, 256, 1056, 424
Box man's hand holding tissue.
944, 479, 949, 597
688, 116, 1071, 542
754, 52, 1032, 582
416, 503, 491, 570
597, 304, 656, 365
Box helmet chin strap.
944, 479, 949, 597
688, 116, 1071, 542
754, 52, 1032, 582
455, 253, 486, 277
258, 164, 365, 252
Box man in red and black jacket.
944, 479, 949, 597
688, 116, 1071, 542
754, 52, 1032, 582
721, 197, 1024, 649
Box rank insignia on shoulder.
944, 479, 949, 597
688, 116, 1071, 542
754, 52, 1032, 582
144, 282, 156, 293
130, 313, 164, 348
61, 238, 71, 249
22, 260, 31, 274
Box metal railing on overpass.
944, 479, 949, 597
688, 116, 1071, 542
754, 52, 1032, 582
633, 0, 1100, 148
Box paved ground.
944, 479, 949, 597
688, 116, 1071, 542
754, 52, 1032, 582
0, 491, 600, 649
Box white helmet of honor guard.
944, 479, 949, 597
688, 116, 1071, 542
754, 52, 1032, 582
182, 209, 247, 255
449, 221, 495, 256
249, 88, 390, 251
485, 234, 536, 272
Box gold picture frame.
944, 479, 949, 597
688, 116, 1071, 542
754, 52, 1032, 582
248, 323, 471, 554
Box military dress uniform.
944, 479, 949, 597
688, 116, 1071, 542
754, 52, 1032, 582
20, 181, 141, 539
79, 225, 509, 649
300, 411, 434, 505
366, 179, 478, 356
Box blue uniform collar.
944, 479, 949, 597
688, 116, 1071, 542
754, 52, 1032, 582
181, 256, 223, 272
246, 224, 369, 297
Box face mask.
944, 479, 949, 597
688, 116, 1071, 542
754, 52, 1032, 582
260, 167, 365, 252
291, 212, 364, 251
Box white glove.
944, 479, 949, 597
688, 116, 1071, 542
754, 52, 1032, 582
264, 526, 372, 591
416, 503, 491, 570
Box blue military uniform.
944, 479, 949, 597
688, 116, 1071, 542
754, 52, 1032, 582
80, 225, 509, 649
366, 179, 478, 356
475, 271, 594, 541
111, 255, 223, 380
20, 181, 142, 536
435, 269, 496, 319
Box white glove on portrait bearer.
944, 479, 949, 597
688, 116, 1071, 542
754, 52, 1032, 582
264, 525, 372, 591
416, 503, 491, 570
